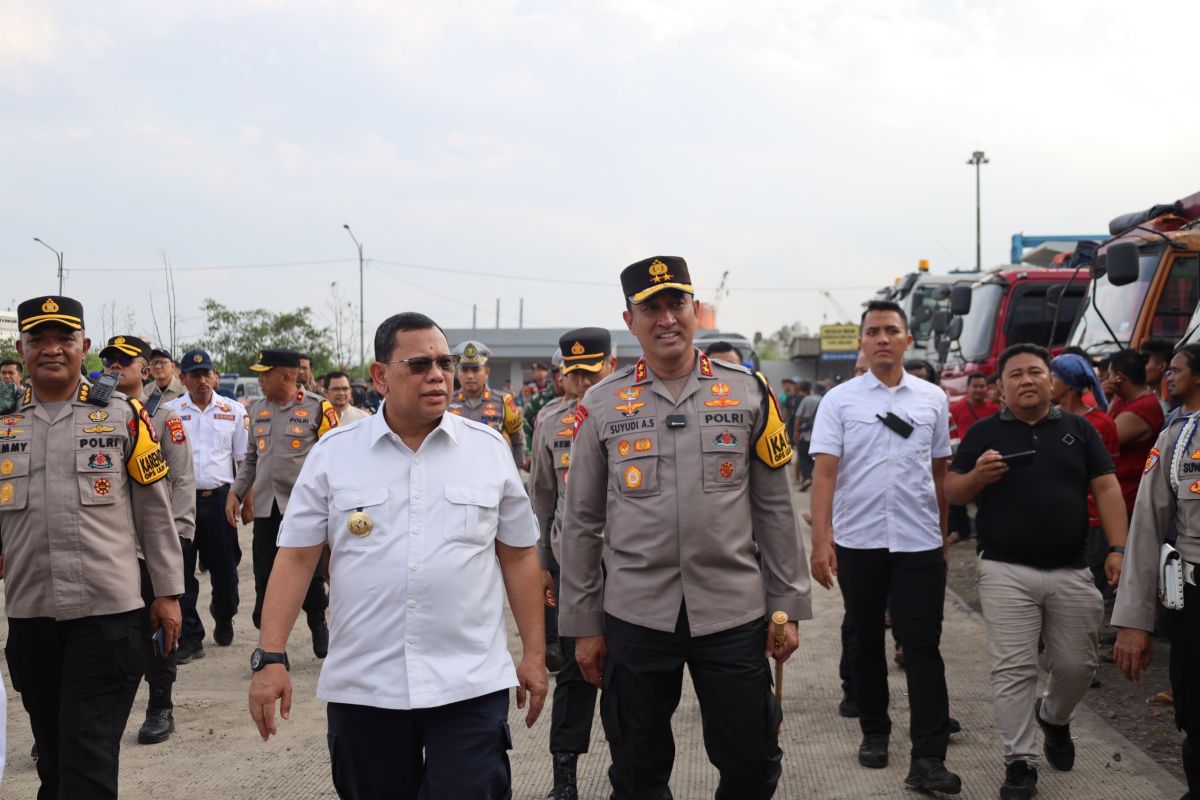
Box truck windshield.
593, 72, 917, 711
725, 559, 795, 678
908, 285, 941, 344
957, 283, 1005, 363
1070, 250, 1176, 355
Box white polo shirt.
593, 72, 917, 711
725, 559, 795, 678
808, 370, 951, 552
165, 393, 249, 490
278, 405, 539, 710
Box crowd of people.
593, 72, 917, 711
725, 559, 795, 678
0, 268, 1196, 800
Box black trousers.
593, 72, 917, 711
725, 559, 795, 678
186, 487, 241, 641
326, 691, 512, 800
839, 613, 854, 699
139, 558, 177, 698
836, 545, 950, 760
5, 610, 144, 800
948, 505, 971, 539
796, 439, 814, 482
545, 550, 560, 650
549, 569, 597, 754
251, 502, 327, 629
1168, 580, 1200, 795
602, 607, 782, 800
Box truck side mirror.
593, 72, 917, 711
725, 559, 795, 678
946, 316, 963, 341
936, 338, 951, 364
932, 285, 952, 301
950, 284, 972, 316
931, 309, 950, 335
1106, 241, 1141, 287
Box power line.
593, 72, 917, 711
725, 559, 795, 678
66, 258, 354, 273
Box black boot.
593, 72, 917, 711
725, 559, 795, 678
311, 619, 329, 659
546, 752, 578, 800
138, 685, 176, 744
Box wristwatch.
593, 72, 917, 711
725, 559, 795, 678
1108, 546, 1126, 555
250, 648, 290, 672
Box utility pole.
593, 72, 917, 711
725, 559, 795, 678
966, 150, 989, 272
342, 225, 366, 380
33, 238, 64, 294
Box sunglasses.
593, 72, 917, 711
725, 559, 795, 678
103, 355, 136, 368
381, 355, 461, 374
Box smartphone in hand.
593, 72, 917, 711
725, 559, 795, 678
151, 627, 167, 657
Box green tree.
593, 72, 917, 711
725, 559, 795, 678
185, 299, 335, 375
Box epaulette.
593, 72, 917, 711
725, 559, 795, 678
711, 358, 753, 375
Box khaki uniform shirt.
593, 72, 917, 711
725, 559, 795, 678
529, 397, 571, 567
151, 405, 197, 541
143, 375, 185, 413
559, 352, 811, 638
0, 381, 184, 620
448, 387, 525, 467
232, 388, 337, 517
1112, 415, 1200, 631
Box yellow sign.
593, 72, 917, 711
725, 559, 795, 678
819, 324, 860, 353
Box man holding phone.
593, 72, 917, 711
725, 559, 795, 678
946, 343, 1127, 800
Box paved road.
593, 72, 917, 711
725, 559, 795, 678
0, 491, 1187, 798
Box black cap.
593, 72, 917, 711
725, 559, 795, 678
180, 349, 215, 373
620, 256, 693, 305
99, 335, 151, 361
559, 327, 612, 374
249, 349, 301, 372
17, 295, 84, 332
149, 348, 174, 362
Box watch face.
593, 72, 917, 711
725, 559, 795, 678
250, 648, 263, 670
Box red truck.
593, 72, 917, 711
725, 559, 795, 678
937, 265, 1090, 400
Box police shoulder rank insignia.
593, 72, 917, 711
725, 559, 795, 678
699, 352, 714, 377
1144, 447, 1161, 474
623, 464, 643, 490
166, 417, 186, 444
634, 359, 648, 383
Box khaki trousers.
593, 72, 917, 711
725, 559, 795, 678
977, 556, 1103, 766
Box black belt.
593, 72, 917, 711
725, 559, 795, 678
197, 484, 229, 498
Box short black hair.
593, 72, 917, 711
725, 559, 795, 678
374, 312, 446, 362
966, 371, 988, 384
298, 353, 312, 364
1109, 348, 1147, 385
1059, 345, 1092, 361
1140, 339, 1174, 363
323, 370, 351, 388
704, 341, 743, 361
986, 372, 1001, 385
860, 300, 908, 330
904, 359, 938, 383
797, 379, 812, 393
0, 359, 21, 371
1175, 344, 1200, 375
997, 343, 1051, 376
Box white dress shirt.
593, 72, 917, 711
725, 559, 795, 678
336, 404, 371, 424
808, 369, 951, 552
165, 393, 249, 490
278, 405, 539, 710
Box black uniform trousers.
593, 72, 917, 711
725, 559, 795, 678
836, 544, 951, 760
601, 606, 783, 800
1168, 579, 1200, 795
5, 610, 144, 800
185, 486, 241, 642
326, 690, 512, 800
545, 550, 560, 653
550, 569, 597, 754
138, 558, 177, 696
251, 501, 327, 629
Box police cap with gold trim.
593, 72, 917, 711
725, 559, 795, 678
453, 340, 491, 366
249, 348, 302, 372
17, 295, 84, 332
99, 335, 151, 361
620, 256, 693, 305
559, 327, 611, 374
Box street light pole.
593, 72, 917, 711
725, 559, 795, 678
342, 225, 366, 381
32, 238, 64, 293
965, 151, 989, 272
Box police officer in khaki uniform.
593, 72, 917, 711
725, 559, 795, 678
530, 328, 617, 800
2, 296, 183, 800
559, 257, 811, 800
227, 349, 337, 657
101, 334, 197, 745
1113, 345, 1200, 799
449, 340, 526, 467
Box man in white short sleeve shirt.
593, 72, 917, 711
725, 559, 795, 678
808, 300, 962, 794
248, 312, 548, 800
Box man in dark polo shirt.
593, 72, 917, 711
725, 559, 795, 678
945, 343, 1128, 800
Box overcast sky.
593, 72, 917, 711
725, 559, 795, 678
3, 0, 1199, 354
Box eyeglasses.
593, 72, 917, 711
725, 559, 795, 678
103, 355, 136, 368
381, 355, 461, 374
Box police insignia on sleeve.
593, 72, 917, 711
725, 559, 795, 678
166, 417, 186, 444
1145, 447, 1161, 474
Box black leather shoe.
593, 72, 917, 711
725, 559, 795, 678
546, 647, 563, 673
137, 707, 175, 744
999, 759, 1038, 800
858, 734, 888, 769
175, 638, 205, 664
904, 757, 962, 794
214, 618, 234, 647
948, 716, 962, 734
838, 695, 860, 718
546, 752, 578, 800
1035, 698, 1075, 771
311, 621, 329, 659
